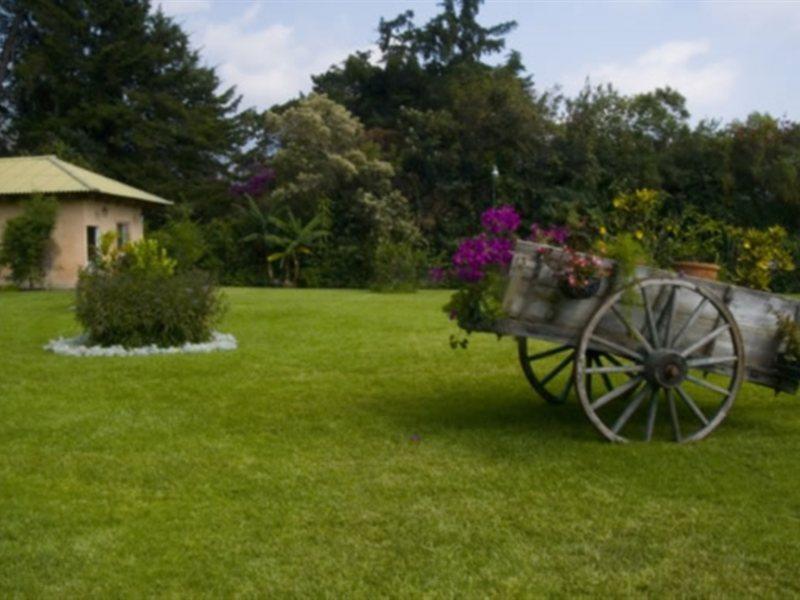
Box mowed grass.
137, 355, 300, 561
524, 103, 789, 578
1, 288, 799, 597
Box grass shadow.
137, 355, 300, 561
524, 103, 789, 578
366, 379, 599, 444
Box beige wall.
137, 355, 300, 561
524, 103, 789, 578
0, 195, 145, 288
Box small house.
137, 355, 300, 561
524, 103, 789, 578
0, 155, 171, 288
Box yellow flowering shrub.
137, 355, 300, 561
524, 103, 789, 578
733, 226, 795, 290
605, 189, 665, 258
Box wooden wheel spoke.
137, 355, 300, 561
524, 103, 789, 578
676, 385, 710, 426
686, 355, 738, 368
666, 389, 682, 442
612, 384, 651, 434
540, 351, 575, 386
610, 305, 653, 353
575, 279, 744, 443
585, 364, 644, 375
599, 353, 635, 376
641, 287, 661, 347
585, 355, 594, 398
594, 355, 616, 392
685, 374, 730, 396
528, 344, 572, 362
644, 388, 659, 441
517, 338, 575, 405
680, 324, 731, 358
659, 287, 678, 346
590, 335, 643, 362
558, 375, 574, 404
590, 376, 643, 411
671, 297, 708, 346
602, 353, 623, 366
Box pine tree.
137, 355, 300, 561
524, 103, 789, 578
4, 0, 248, 213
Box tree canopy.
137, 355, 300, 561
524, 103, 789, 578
1, 0, 250, 214
1, 0, 799, 290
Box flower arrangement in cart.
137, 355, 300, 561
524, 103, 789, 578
436, 205, 609, 346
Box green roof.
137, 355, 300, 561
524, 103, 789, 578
0, 155, 172, 205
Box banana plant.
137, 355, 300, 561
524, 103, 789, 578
266, 210, 329, 286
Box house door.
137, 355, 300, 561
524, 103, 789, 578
86, 226, 99, 262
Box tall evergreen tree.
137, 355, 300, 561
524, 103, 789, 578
3, 0, 248, 215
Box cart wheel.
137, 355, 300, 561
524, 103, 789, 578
574, 278, 745, 442
517, 338, 613, 405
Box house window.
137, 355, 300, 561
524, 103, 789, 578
116, 222, 130, 247
86, 226, 99, 262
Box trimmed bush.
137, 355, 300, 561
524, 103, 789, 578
0, 195, 58, 288
76, 237, 225, 348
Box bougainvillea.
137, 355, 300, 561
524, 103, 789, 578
441, 205, 523, 336
451, 234, 514, 283
440, 205, 589, 342
481, 205, 521, 235
230, 166, 276, 197
530, 222, 570, 245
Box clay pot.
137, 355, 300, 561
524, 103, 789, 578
673, 261, 720, 280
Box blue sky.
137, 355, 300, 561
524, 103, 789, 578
158, 1, 800, 123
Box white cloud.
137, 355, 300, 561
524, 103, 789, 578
161, 4, 374, 109
570, 40, 738, 110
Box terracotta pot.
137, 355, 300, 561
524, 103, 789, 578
673, 260, 720, 280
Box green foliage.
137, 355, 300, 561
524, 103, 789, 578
662, 208, 729, 265
730, 226, 795, 291
5, 0, 800, 291
442, 269, 505, 332
5, 1, 248, 214
0, 195, 58, 288
774, 311, 800, 366
151, 216, 208, 272
370, 239, 422, 292
266, 210, 329, 287
264, 94, 421, 286
75, 238, 224, 348
600, 233, 650, 289
604, 189, 667, 262
122, 238, 177, 278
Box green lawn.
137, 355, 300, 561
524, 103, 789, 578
1, 288, 799, 597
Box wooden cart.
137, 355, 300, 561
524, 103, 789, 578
492, 241, 800, 442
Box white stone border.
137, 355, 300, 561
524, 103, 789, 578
44, 331, 237, 357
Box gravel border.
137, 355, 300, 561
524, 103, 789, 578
44, 332, 237, 357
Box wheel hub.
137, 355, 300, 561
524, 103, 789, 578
644, 350, 687, 388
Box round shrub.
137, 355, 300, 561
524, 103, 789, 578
75, 237, 225, 348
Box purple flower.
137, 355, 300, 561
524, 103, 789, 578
230, 166, 276, 197
486, 236, 513, 266
451, 233, 514, 283
481, 205, 521, 235
549, 225, 570, 245
530, 222, 570, 245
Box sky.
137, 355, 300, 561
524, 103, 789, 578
157, 0, 800, 123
